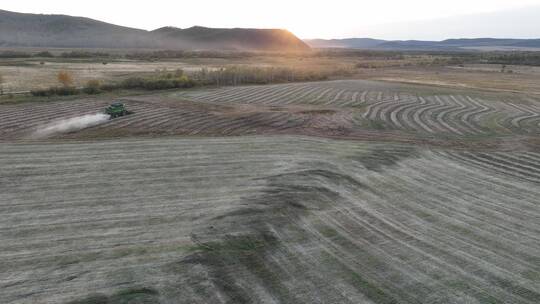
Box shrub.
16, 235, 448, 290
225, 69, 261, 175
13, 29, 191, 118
31, 86, 79, 97
175, 75, 196, 88
356, 63, 374, 69
61, 51, 110, 58
118, 75, 196, 90
57, 71, 74, 87
100, 83, 120, 91
55, 86, 79, 96
34, 51, 54, 58
143, 79, 174, 90
83, 80, 101, 94
30, 89, 50, 97
0, 51, 31, 58
121, 77, 146, 89
175, 69, 185, 77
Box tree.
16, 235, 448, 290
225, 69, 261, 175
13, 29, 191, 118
0, 73, 4, 95
83, 80, 101, 94
57, 71, 74, 87
174, 68, 184, 78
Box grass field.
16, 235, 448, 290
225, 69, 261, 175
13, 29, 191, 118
3, 52, 540, 95
0, 75, 539, 303
1, 137, 539, 303
0, 59, 201, 92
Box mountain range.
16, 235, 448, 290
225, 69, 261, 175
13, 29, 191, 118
305, 38, 540, 51
0, 9, 310, 51
2, 9, 539, 52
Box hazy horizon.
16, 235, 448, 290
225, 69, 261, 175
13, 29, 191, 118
2, 0, 540, 40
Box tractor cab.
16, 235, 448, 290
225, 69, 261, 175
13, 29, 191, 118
105, 102, 132, 118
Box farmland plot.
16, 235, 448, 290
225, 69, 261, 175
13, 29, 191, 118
174, 80, 540, 136
0, 93, 425, 144
1, 136, 539, 304
1, 80, 539, 151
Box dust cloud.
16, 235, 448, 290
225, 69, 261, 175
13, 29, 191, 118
32, 113, 109, 138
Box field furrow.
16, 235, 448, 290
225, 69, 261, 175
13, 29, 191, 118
1, 136, 538, 304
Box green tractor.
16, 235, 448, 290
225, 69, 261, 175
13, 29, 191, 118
105, 102, 132, 118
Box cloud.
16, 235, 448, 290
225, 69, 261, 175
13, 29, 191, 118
360, 5, 540, 40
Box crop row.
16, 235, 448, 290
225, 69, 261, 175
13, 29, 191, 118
1, 137, 538, 303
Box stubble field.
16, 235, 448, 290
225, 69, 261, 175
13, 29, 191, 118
1, 79, 539, 304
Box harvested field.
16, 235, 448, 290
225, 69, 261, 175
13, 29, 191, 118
1, 137, 539, 304
1, 80, 538, 151
173, 80, 540, 136
1, 78, 539, 304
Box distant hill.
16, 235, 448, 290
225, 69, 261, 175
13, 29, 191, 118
305, 37, 540, 51
0, 10, 310, 51
378, 38, 540, 51
304, 38, 385, 49
361, 6, 540, 43
0, 9, 156, 48
152, 26, 310, 51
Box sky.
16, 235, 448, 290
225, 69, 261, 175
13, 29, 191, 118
2, 0, 540, 40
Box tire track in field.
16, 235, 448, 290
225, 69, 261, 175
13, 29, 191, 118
2, 80, 540, 141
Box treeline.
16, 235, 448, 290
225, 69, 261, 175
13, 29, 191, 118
0, 51, 33, 58
29, 65, 345, 97
125, 50, 255, 60
311, 50, 540, 66
191, 66, 335, 86
0, 50, 58, 58
420, 52, 540, 66
313, 49, 406, 60
30, 74, 196, 97
0, 49, 404, 60
0, 50, 254, 59
59, 51, 111, 58
0, 50, 111, 59
481, 53, 540, 66
3, 49, 540, 66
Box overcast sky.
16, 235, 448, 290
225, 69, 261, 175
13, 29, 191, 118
2, 0, 540, 39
